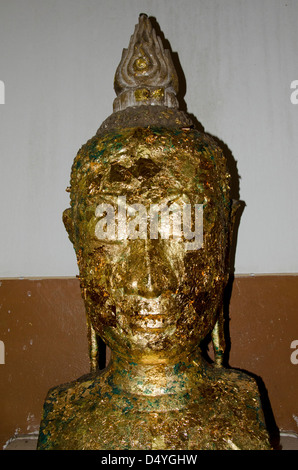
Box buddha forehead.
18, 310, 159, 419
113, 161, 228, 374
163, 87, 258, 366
70, 127, 229, 209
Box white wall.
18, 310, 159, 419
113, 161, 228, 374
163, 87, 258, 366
0, 0, 297, 277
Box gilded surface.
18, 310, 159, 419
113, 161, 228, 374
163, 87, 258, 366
37, 14, 271, 450
66, 126, 231, 362
38, 355, 269, 450
37, 123, 271, 450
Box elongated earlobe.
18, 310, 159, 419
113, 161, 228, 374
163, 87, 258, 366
63, 208, 75, 244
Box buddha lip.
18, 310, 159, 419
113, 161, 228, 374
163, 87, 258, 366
132, 324, 169, 331
113, 295, 177, 319
131, 320, 176, 333
139, 308, 162, 316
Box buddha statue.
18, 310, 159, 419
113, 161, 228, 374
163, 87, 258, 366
37, 14, 271, 450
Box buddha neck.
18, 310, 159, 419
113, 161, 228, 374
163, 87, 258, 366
104, 348, 209, 397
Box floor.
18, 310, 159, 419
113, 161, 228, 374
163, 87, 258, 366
3, 431, 298, 450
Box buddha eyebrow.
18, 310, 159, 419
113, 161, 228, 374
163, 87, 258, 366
151, 194, 190, 205
93, 193, 191, 210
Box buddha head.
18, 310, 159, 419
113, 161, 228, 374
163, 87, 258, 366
63, 15, 232, 365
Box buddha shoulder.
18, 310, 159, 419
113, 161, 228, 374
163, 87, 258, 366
37, 371, 104, 449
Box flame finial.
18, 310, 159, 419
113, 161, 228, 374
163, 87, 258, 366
113, 14, 179, 112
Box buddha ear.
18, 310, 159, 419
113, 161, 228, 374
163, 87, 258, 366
229, 200, 241, 239
225, 200, 243, 279
63, 208, 75, 245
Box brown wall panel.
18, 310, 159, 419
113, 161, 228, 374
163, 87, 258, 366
0, 275, 297, 448
228, 275, 298, 435
0, 279, 90, 449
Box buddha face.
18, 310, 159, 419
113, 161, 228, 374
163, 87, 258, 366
64, 127, 231, 363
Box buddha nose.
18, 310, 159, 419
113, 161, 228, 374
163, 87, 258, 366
122, 240, 178, 298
